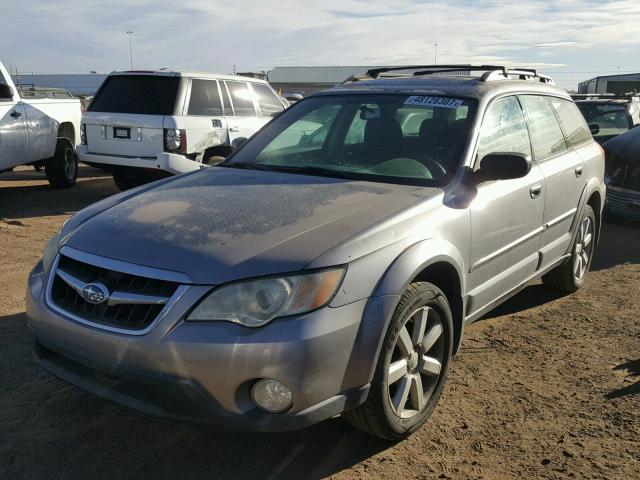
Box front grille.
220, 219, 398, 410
49, 254, 179, 331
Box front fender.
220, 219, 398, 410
357, 239, 467, 383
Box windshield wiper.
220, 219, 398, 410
220, 163, 360, 180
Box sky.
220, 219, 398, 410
3, 0, 640, 90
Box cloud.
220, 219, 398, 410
2, 0, 640, 88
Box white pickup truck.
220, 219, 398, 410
0, 61, 82, 188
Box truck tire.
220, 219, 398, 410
542, 205, 596, 292
342, 282, 453, 440
45, 138, 78, 189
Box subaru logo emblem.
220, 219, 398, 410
82, 283, 109, 305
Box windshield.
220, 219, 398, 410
223, 94, 476, 186
576, 102, 630, 138
88, 75, 180, 115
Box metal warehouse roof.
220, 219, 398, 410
11, 74, 108, 95
268, 66, 469, 84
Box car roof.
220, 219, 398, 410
311, 75, 571, 102
108, 70, 269, 84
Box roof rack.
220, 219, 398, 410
364, 65, 554, 84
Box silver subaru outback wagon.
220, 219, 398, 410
26, 66, 605, 440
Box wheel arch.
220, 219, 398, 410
57, 122, 76, 144
372, 239, 466, 361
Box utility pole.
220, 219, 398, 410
434, 42, 438, 65
126, 31, 134, 69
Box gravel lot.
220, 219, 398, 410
1, 166, 638, 479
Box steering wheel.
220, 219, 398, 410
371, 157, 445, 180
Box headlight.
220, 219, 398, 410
42, 232, 61, 272
187, 267, 346, 327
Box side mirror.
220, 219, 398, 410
0, 84, 14, 99
588, 123, 600, 135
475, 153, 532, 183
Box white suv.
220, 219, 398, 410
78, 70, 285, 190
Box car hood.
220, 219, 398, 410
64, 167, 431, 284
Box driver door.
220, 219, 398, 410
466, 96, 545, 318
0, 73, 27, 170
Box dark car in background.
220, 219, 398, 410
572, 94, 640, 144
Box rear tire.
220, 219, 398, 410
542, 205, 596, 292
342, 282, 453, 440
45, 138, 77, 189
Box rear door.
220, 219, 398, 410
222, 80, 267, 146
0, 71, 27, 169
519, 95, 587, 269
84, 75, 180, 158
467, 95, 545, 317
183, 78, 228, 156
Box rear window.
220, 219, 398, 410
88, 75, 179, 115
548, 97, 592, 146
188, 79, 223, 116
519, 95, 567, 160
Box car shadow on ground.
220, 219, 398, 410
479, 284, 568, 320
590, 219, 640, 271
606, 359, 640, 399
0, 168, 117, 220
0, 312, 392, 479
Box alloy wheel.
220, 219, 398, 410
387, 306, 445, 419
64, 148, 76, 179
573, 216, 593, 281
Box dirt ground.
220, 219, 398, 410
1, 166, 638, 480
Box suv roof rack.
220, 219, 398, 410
364, 65, 554, 84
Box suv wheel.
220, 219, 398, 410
343, 282, 453, 440
45, 138, 78, 189
113, 172, 145, 191
542, 205, 596, 292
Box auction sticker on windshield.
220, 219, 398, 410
405, 96, 464, 108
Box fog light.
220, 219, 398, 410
251, 379, 293, 413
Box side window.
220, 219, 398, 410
519, 95, 567, 160
224, 81, 257, 117
252, 83, 284, 116
547, 97, 592, 147
477, 96, 531, 164
187, 80, 223, 116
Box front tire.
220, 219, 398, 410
45, 138, 78, 189
343, 282, 453, 440
542, 205, 596, 292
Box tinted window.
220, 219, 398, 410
477, 96, 531, 163
88, 75, 179, 115
224, 95, 477, 186
548, 97, 592, 146
188, 79, 223, 116
577, 102, 630, 138
252, 83, 284, 116
225, 81, 256, 116
519, 95, 567, 160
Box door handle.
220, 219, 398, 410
229, 127, 240, 132
10, 110, 21, 118
529, 183, 542, 199
575, 165, 584, 177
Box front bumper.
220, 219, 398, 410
77, 145, 205, 175
26, 262, 396, 430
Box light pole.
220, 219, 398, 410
126, 31, 134, 69
434, 42, 438, 65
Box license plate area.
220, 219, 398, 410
113, 127, 131, 139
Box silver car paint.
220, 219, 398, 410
26, 75, 606, 429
